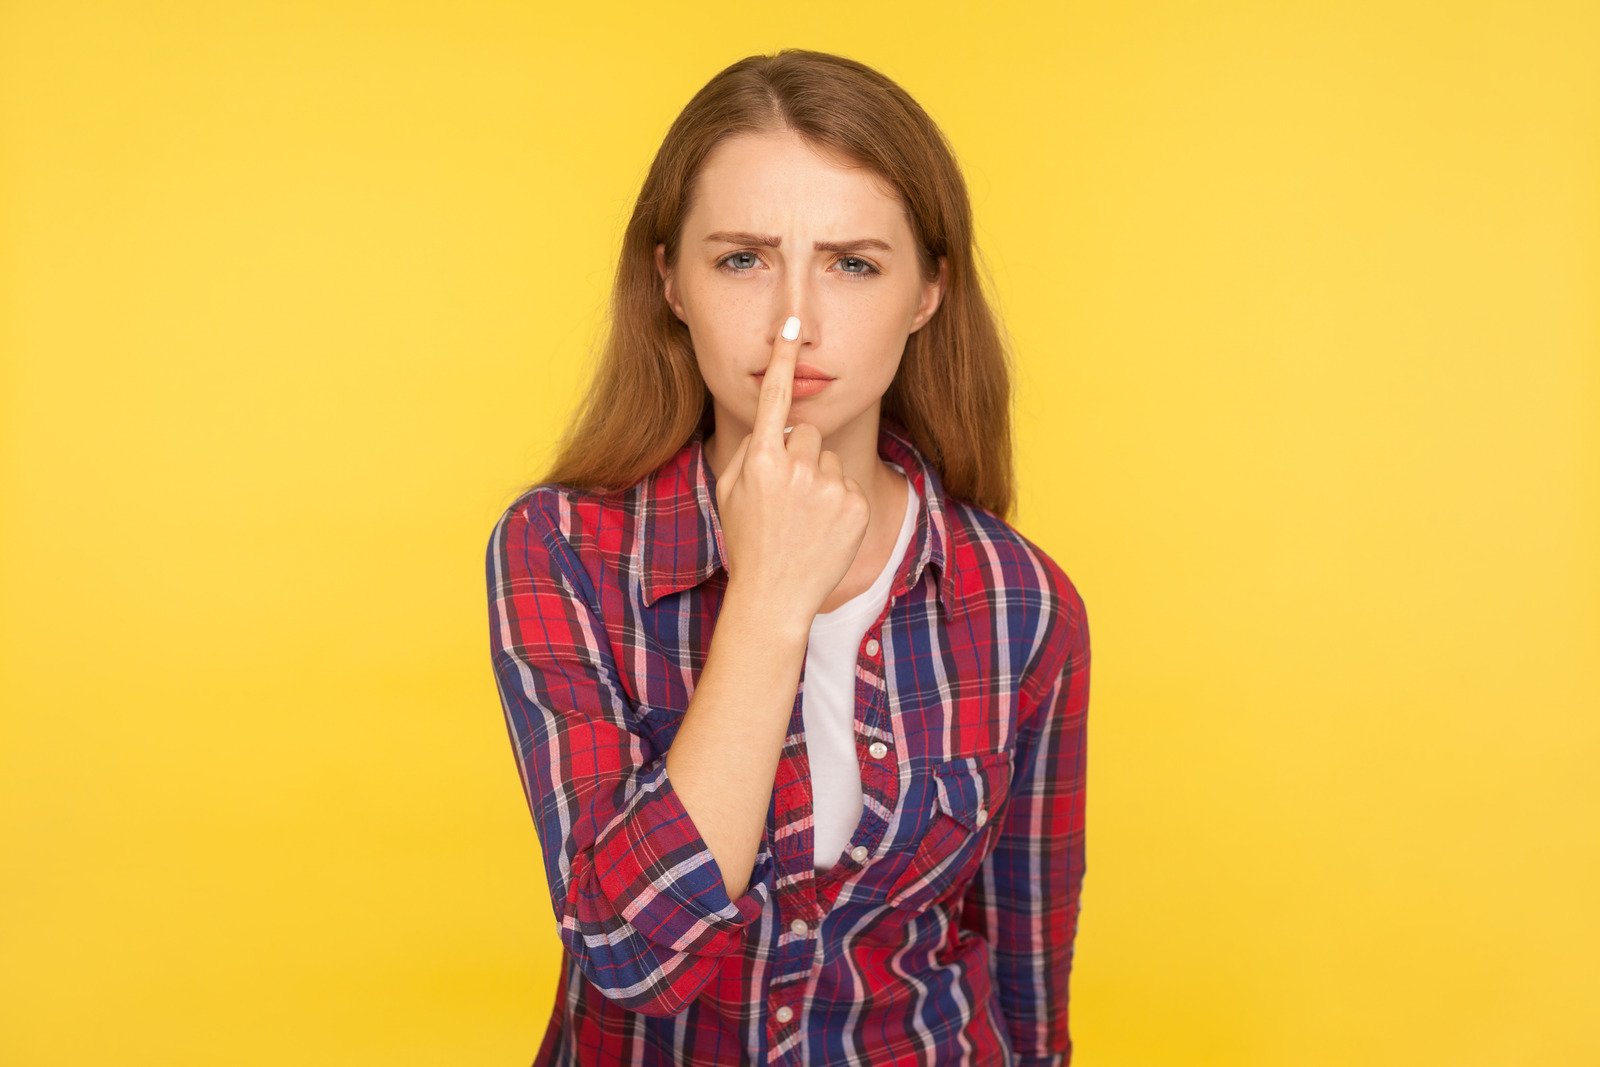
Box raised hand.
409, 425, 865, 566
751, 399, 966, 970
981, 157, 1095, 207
715, 314, 872, 630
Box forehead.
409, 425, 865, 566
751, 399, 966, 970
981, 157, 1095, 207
686, 130, 909, 237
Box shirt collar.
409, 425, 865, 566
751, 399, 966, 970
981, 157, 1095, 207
638, 416, 966, 621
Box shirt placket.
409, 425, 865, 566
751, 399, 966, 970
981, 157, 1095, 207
763, 600, 902, 1065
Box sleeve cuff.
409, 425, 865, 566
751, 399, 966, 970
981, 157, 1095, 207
591, 756, 774, 957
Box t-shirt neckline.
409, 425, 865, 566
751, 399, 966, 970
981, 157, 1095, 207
810, 472, 918, 632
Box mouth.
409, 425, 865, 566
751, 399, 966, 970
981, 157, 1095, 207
754, 364, 836, 382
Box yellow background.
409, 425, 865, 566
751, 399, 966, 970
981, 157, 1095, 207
3, 2, 1596, 1064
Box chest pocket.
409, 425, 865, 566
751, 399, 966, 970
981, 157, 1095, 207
883, 751, 1014, 913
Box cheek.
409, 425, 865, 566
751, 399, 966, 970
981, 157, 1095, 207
685, 306, 761, 391
843, 275, 922, 328
682, 273, 762, 330
838, 297, 915, 361
683, 283, 786, 377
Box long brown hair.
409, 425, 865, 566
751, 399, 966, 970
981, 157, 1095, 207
530, 48, 1017, 522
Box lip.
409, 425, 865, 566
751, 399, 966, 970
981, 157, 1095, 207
754, 363, 836, 381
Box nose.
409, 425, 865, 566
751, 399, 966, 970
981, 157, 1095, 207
775, 269, 820, 344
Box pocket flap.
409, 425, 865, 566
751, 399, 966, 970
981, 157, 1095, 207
931, 752, 1013, 832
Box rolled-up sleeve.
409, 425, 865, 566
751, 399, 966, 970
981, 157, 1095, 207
485, 493, 773, 1018
960, 574, 1090, 1065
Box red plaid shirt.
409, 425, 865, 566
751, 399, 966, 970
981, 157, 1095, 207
485, 416, 1090, 1066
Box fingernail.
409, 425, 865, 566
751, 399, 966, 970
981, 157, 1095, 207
781, 315, 801, 340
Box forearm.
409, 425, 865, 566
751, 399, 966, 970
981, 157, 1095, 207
665, 578, 810, 900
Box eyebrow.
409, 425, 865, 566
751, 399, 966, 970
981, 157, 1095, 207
702, 230, 893, 254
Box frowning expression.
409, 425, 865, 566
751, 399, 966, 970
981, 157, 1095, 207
656, 127, 944, 437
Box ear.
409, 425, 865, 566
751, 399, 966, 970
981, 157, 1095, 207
909, 255, 947, 333
655, 243, 687, 323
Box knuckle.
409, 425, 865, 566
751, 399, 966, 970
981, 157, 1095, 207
750, 443, 787, 472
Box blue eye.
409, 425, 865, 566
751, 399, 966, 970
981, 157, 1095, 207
715, 252, 881, 280
837, 256, 880, 278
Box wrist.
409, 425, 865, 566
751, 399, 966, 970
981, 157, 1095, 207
721, 577, 813, 649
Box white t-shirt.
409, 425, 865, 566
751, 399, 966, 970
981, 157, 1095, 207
804, 469, 919, 872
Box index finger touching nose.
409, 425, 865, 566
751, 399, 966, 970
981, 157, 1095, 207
754, 313, 802, 443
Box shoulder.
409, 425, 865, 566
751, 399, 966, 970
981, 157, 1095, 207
946, 500, 1087, 626
493, 476, 639, 543
946, 499, 1089, 711
487, 481, 624, 571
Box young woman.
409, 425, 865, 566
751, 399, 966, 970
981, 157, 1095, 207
486, 48, 1090, 1066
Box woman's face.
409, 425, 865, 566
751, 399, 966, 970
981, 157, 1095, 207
656, 128, 945, 441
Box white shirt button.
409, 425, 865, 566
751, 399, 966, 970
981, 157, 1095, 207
868, 741, 888, 759
975, 807, 988, 827
775, 1005, 794, 1024
850, 844, 869, 862
864, 638, 880, 656
789, 917, 808, 937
